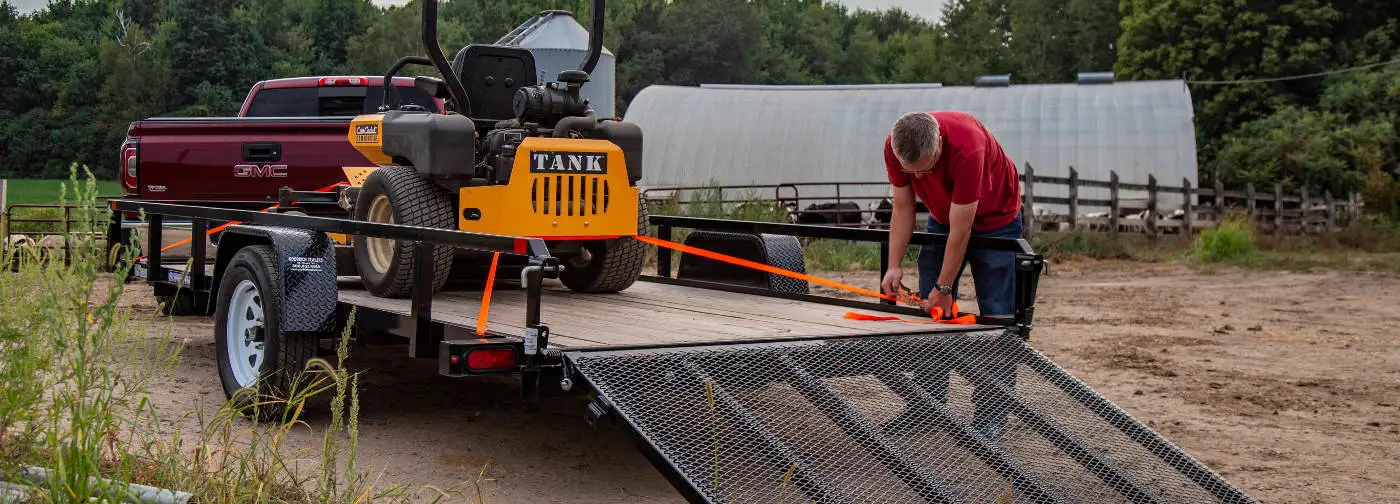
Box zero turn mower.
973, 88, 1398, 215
339, 0, 645, 298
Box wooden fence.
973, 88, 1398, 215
1019, 163, 1366, 239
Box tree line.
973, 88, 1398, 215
0, 0, 1396, 217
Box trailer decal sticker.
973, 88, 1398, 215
287, 256, 325, 273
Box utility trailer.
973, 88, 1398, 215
109, 199, 1260, 504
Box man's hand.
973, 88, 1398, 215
881, 268, 903, 297
924, 290, 954, 318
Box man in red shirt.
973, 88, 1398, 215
881, 110, 1023, 441
880, 110, 1023, 318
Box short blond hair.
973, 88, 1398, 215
890, 112, 940, 164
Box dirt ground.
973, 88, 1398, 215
124, 260, 1400, 503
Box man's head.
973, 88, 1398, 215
890, 112, 941, 175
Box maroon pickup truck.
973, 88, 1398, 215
118, 76, 442, 207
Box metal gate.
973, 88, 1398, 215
566, 329, 1258, 504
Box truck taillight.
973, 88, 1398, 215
319, 77, 369, 86
120, 142, 138, 193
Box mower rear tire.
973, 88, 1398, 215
353, 166, 455, 298
559, 200, 646, 293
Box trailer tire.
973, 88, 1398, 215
353, 166, 455, 298
214, 245, 317, 423
559, 200, 646, 293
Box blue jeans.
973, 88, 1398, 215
916, 213, 1022, 316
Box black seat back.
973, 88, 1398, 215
449, 44, 538, 126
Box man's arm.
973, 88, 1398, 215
937, 201, 978, 290
887, 184, 916, 268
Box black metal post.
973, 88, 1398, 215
521, 264, 550, 398
146, 213, 162, 280
657, 224, 672, 278
879, 242, 894, 306
777, 354, 958, 504
1013, 253, 1044, 340
190, 218, 208, 310
409, 242, 441, 358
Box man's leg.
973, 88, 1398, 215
915, 218, 957, 404
965, 215, 1023, 439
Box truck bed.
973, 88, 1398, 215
338, 278, 980, 348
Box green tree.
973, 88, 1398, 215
164, 0, 259, 106
346, 0, 471, 76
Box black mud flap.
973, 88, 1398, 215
565, 330, 1258, 504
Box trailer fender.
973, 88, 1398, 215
212, 225, 338, 333
676, 230, 810, 294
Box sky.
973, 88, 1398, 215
8, 0, 946, 23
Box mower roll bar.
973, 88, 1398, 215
417, 0, 606, 115
421, 0, 470, 115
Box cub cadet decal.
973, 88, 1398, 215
234, 164, 288, 178
529, 151, 608, 175
354, 124, 379, 144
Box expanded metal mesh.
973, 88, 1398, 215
568, 329, 1258, 504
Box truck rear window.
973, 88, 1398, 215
245, 85, 438, 117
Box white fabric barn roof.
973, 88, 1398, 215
622, 80, 1198, 210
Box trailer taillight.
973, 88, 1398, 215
319, 77, 369, 86
466, 348, 518, 371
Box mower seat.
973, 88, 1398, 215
449, 44, 539, 128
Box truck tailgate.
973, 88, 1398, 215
131, 117, 367, 202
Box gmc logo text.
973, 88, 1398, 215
234, 164, 289, 178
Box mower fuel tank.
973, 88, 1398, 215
353, 110, 476, 181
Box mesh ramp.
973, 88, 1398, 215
566, 329, 1259, 504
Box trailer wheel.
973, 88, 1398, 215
214, 245, 316, 422
353, 166, 455, 298
559, 200, 646, 293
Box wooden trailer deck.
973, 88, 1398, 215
148, 262, 987, 349
338, 278, 983, 349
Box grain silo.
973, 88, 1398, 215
497, 10, 617, 119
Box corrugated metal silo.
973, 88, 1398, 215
497, 10, 617, 119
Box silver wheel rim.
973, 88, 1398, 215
365, 194, 395, 273
226, 279, 266, 388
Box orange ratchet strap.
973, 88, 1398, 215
476, 252, 501, 335
633, 234, 977, 324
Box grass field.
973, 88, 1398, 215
2, 178, 122, 206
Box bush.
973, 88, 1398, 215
1190, 212, 1257, 262
1337, 213, 1400, 252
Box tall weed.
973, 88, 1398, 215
0, 166, 420, 503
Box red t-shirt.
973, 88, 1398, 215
884, 111, 1021, 231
